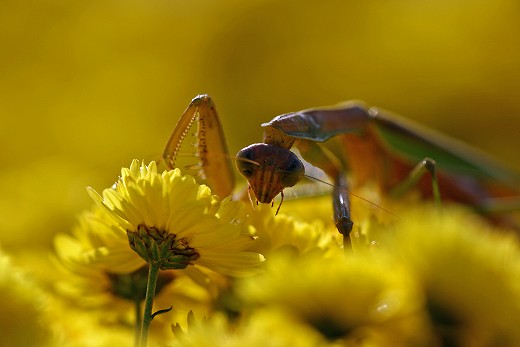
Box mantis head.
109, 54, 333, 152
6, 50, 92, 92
236, 143, 305, 206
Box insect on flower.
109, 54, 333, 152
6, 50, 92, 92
163, 95, 520, 248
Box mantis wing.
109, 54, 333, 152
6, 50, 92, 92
264, 101, 520, 200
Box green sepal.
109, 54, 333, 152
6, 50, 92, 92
127, 224, 200, 270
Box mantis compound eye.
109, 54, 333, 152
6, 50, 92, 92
235, 146, 259, 179
279, 155, 304, 188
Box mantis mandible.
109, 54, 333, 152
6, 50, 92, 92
163, 95, 520, 248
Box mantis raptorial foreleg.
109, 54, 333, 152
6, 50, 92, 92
295, 140, 353, 248
162, 95, 235, 198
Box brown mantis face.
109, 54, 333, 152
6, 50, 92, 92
236, 143, 305, 206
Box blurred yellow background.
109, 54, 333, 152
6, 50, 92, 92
1, 0, 520, 257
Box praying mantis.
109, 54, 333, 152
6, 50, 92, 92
163, 95, 520, 247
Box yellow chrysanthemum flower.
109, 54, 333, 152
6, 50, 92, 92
87, 160, 263, 276
238, 250, 431, 346
385, 205, 520, 347
173, 309, 331, 347
245, 204, 339, 256
54, 204, 216, 345
56, 207, 209, 299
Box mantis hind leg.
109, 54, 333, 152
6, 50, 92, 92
389, 157, 520, 231
389, 157, 442, 207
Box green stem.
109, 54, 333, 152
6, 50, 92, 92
139, 262, 160, 347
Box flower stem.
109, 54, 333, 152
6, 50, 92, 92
139, 262, 160, 347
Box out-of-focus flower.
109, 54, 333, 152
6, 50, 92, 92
385, 205, 520, 347
237, 249, 431, 346
87, 160, 264, 276
49, 299, 136, 347
173, 309, 331, 347
0, 249, 53, 347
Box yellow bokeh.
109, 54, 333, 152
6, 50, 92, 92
1, 3, 520, 343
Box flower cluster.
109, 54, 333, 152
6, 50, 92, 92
175, 206, 520, 347
48, 160, 520, 347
